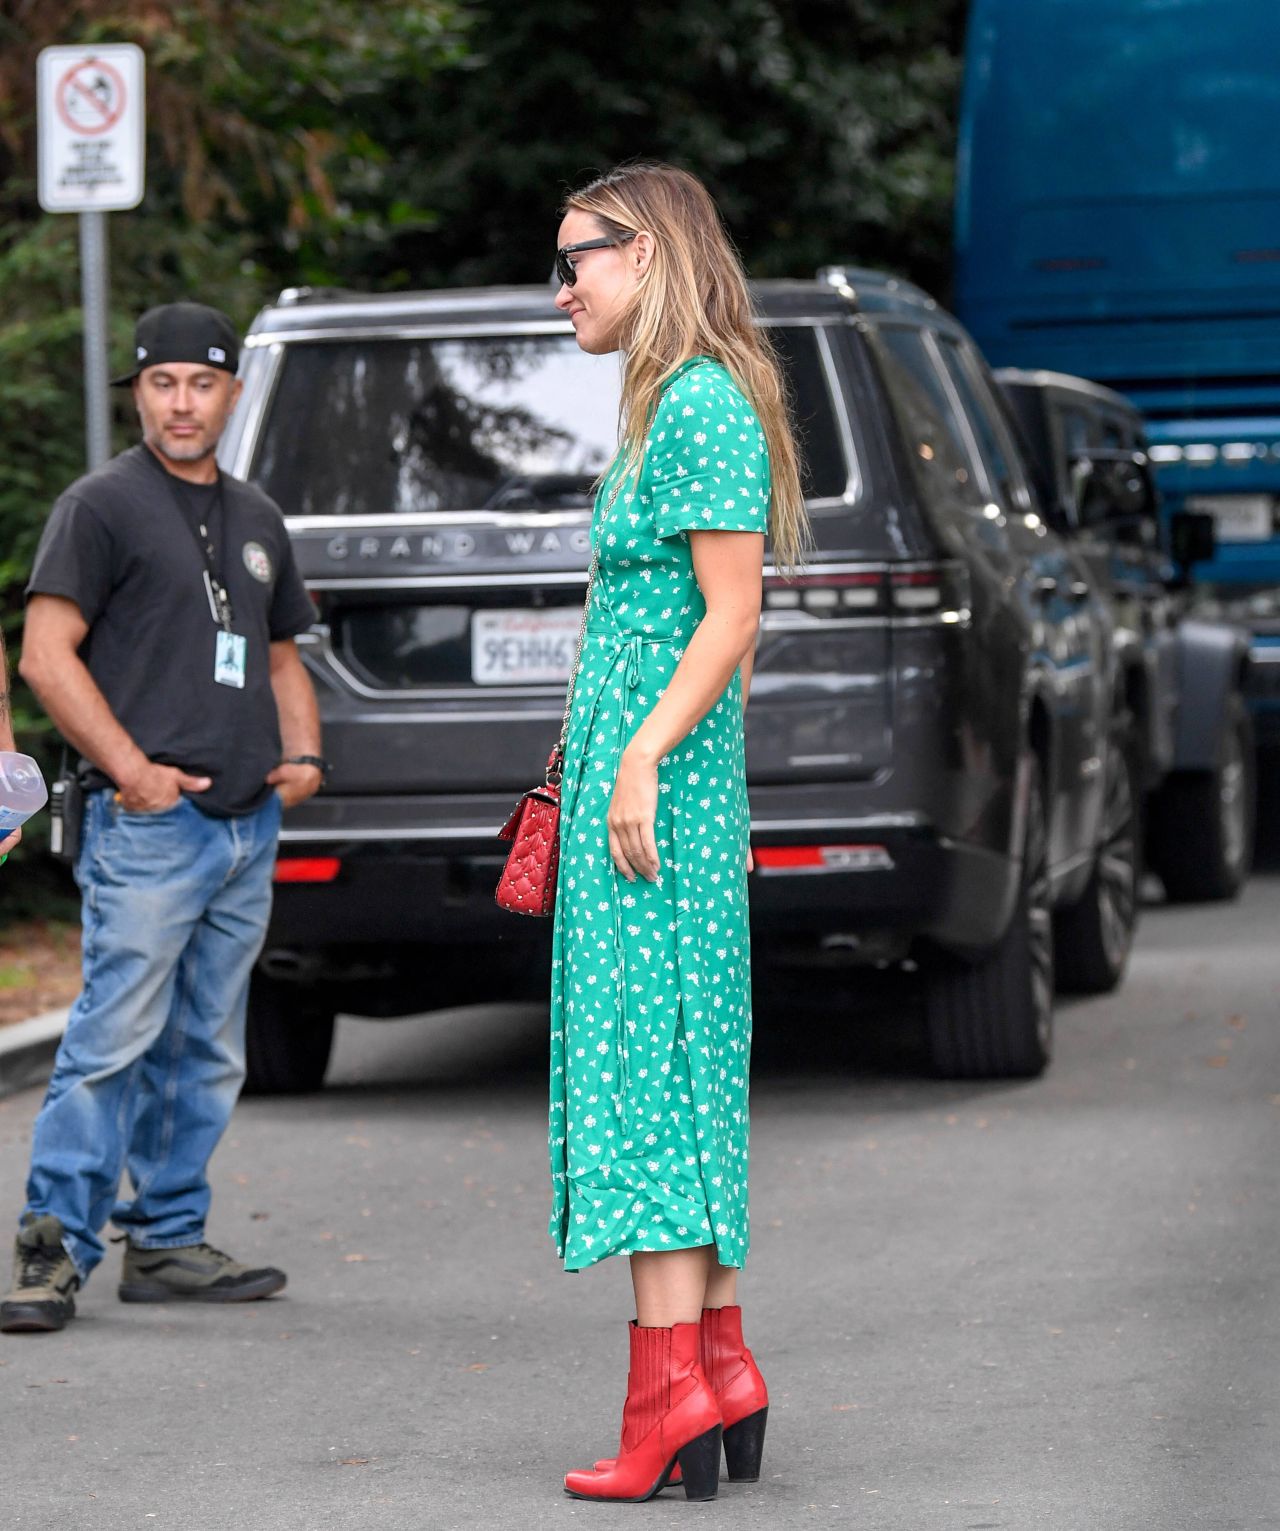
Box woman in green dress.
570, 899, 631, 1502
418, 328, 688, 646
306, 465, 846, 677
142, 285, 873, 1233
549, 163, 809, 1504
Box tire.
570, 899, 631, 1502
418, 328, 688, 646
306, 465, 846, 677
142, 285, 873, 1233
1053, 722, 1142, 994
924, 766, 1054, 1079
1147, 693, 1255, 903
243, 973, 336, 1095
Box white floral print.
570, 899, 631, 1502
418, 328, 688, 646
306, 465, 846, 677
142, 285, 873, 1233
548, 357, 771, 1272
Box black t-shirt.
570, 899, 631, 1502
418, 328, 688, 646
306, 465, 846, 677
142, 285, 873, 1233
27, 444, 316, 817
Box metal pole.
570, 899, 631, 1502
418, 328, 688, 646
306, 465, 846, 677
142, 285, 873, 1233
79, 209, 112, 470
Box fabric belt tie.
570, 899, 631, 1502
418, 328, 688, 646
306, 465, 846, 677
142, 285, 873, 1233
579, 626, 680, 1139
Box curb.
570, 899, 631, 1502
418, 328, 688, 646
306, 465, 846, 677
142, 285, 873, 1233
0, 1008, 67, 1102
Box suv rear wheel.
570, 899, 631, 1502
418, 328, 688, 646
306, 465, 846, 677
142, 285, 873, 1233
924, 765, 1054, 1079
243, 972, 336, 1095
1147, 693, 1255, 902
1053, 719, 1141, 994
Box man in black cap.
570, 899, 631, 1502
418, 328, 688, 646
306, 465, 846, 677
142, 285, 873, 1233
1, 302, 324, 1334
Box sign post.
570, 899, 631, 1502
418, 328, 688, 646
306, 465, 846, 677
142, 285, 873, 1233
37, 44, 146, 471
77, 211, 113, 470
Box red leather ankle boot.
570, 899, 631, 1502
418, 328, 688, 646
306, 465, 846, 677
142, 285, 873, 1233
593, 1304, 770, 1486
564, 1319, 722, 1503
701, 1303, 770, 1481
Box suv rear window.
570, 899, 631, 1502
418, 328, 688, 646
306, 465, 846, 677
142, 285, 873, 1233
250, 328, 850, 516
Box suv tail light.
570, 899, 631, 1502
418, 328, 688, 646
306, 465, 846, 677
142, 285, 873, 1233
753, 844, 894, 874
889, 563, 970, 621
763, 563, 970, 623
763, 570, 885, 615
274, 856, 342, 884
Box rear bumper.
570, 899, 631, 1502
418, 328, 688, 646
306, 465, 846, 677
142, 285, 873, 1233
748, 824, 1017, 952
268, 793, 1019, 959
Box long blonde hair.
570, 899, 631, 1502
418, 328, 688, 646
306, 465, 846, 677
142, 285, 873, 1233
563, 162, 810, 573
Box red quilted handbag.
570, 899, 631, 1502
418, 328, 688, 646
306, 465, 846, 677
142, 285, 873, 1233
495, 746, 564, 917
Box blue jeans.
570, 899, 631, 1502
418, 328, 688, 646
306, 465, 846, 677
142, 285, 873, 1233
24, 789, 282, 1279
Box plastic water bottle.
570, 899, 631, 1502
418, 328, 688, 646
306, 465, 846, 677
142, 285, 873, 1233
0, 752, 49, 836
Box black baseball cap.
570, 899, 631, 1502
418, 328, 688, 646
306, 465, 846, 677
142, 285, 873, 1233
110, 302, 240, 386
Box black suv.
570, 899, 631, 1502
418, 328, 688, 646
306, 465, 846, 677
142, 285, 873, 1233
998, 368, 1255, 905
222, 271, 1136, 1090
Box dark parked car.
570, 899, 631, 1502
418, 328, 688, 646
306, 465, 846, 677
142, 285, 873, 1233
221, 271, 1137, 1091
997, 368, 1256, 908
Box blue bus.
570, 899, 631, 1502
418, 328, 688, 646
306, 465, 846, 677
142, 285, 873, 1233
954, 0, 1280, 739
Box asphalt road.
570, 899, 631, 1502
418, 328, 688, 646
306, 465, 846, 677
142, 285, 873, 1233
2, 862, 1278, 1530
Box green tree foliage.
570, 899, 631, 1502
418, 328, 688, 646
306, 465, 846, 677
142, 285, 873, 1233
0, 0, 965, 914
0, 0, 469, 912
299, 0, 967, 294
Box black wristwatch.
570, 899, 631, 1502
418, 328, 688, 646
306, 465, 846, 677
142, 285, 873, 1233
285, 754, 331, 779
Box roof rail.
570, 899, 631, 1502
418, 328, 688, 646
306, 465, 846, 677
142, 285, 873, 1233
274, 285, 356, 307
816, 265, 937, 313
814, 266, 862, 307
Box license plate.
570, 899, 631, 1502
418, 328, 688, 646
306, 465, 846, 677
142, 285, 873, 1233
1185, 494, 1274, 542
471, 608, 580, 685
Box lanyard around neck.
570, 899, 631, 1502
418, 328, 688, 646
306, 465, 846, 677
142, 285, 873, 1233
145, 449, 234, 631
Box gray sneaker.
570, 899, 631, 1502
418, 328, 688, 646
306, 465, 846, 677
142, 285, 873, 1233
118, 1239, 287, 1303
0, 1213, 80, 1333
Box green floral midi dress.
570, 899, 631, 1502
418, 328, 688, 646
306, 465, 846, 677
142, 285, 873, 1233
548, 355, 771, 1272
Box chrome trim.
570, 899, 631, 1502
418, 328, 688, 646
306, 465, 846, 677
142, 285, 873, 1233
807, 496, 864, 515
244, 314, 852, 348
306, 571, 591, 592
229, 342, 285, 480
915, 339, 1036, 516
760, 612, 887, 631
317, 639, 572, 705
761, 315, 850, 329
277, 810, 927, 846
919, 327, 1004, 506
762, 602, 969, 633
287, 510, 594, 534
752, 814, 924, 832
222, 343, 282, 479
247, 319, 576, 345
768, 559, 889, 575
305, 557, 901, 594
279, 824, 501, 844
288, 500, 848, 536
227, 343, 284, 480
813, 326, 862, 504
895, 609, 972, 629
785, 753, 864, 767
298, 619, 574, 705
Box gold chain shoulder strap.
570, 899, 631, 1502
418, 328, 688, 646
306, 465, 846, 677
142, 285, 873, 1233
552, 466, 630, 774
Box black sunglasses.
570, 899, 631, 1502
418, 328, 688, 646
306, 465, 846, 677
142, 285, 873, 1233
555, 232, 636, 288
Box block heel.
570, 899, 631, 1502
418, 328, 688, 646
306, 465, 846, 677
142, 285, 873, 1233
722, 1405, 768, 1481
676, 1424, 723, 1501
591, 1305, 771, 1487
563, 1321, 722, 1502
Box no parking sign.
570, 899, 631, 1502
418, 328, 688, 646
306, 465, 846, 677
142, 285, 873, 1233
37, 43, 145, 212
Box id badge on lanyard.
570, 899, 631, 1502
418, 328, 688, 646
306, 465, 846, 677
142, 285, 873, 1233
203, 569, 246, 689
147, 452, 251, 690
215, 630, 247, 688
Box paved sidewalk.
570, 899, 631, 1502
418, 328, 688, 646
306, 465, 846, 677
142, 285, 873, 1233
2, 872, 1280, 1529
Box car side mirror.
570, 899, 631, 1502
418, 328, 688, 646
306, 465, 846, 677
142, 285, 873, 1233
1071, 450, 1158, 529
1168, 509, 1217, 586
